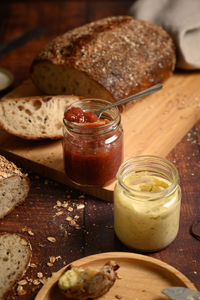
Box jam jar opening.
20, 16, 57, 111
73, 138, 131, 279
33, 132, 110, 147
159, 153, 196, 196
62, 98, 123, 187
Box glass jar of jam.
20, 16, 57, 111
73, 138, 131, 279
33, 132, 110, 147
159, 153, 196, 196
114, 155, 181, 252
62, 99, 123, 186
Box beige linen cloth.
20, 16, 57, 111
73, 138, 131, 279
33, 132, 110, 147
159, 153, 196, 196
129, 0, 200, 70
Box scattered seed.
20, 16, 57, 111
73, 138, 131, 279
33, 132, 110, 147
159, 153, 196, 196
47, 237, 56, 243
21, 227, 28, 232
56, 201, 62, 207
69, 220, 76, 226
39, 277, 47, 284
37, 272, 43, 279
50, 256, 56, 263
56, 211, 63, 216
77, 204, 85, 209
30, 263, 37, 268
33, 279, 40, 285
18, 279, 28, 286
38, 243, 45, 247
66, 216, 72, 221
68, 207, 73, 212
47, 262, 53, 267
75, 225, 81, 230
28, 230, 34, 236
17, 285, 26, 295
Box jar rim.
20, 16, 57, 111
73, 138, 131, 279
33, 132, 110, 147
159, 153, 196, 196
116, 155, 180, 200
63, 98, 121, 134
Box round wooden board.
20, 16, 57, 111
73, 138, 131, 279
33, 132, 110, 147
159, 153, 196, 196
35, 252, 196, 300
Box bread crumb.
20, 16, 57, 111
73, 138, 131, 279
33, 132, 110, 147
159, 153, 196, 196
68, 206, 73, 212
75, 225, 81, 230
56, 201, 62, 207
56, 211, 63, 216
28, 230, 34, 236
47, 237, 56, 243
69, 220, 76, 226
21, 227, 28, 232
50, 256, 56, 263
62, 201, 68, 208
77, 204, 85, 209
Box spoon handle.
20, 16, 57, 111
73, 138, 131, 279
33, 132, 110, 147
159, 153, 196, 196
99, 83, 163, 115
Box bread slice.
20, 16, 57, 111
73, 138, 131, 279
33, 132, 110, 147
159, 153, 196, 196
0, 95, 80, 140
0, 232, 32, 300
58, 261, 119, 299
0, 154, 29, 219
31, 16, 176, 102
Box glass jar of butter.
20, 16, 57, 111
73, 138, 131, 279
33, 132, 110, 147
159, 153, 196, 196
114, 155, 181, 252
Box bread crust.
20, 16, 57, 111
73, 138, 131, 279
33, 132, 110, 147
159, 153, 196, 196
31, 16, 176, 101
0, 232, 32, 299
58, 261, 119, 300
0, 155, 30, 219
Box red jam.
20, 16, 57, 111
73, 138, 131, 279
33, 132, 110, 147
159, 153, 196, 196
64, 107, 98, 123
63, 104, 123, 186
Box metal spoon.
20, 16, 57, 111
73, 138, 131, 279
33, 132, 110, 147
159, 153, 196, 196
92, 83, 163, 119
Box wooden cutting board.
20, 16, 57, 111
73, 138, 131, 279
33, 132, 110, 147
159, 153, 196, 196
0, 72, 200, 202
35, 252, 196, 300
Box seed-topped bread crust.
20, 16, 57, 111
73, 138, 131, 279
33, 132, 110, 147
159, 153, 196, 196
31, 16, 176, 101
0, 155, 30, 219
0, 155, 24, 179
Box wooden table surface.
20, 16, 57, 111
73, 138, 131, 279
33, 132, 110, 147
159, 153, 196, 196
0, 1, 200, 299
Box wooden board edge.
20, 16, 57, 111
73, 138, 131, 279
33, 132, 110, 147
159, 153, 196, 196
0, 149, 114, 202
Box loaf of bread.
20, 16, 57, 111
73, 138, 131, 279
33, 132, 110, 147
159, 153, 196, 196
58, 261, 119, 300
0, 95, 80, 140
0, 154, 29, 219
0, 232, 31, 299
31, 15, 176, 102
